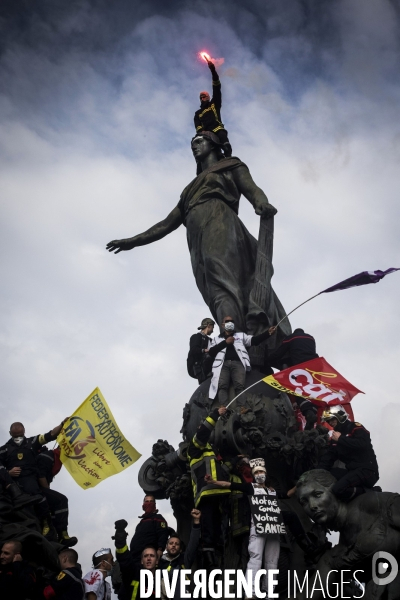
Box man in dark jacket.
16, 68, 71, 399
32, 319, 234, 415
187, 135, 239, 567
114, 520, 157, 600
159, 508, 201, 600
129, 496, 168, 563
43, 548, 84, 599
194, 59, 232, 157
0, 418, 68, 538
187, 318, 215, 383
267, 327, 319, 428
318, 405, 379, 501
0, 539, 38, 600
267, 327, 318, 369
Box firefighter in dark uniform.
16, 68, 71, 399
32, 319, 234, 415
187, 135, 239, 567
187, 405, 230, 567
37, 446, 78, 547
43, 548, 84, 599
129, 496, 168, 564
187, 317, 215, 384
268, 327, 319, 429
318, 404, 380, 501
114, 520, 157, 600
0, 418, 68, 538
194, 59, 232, 157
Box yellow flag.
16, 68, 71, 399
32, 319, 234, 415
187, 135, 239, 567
57, 387, 141, 490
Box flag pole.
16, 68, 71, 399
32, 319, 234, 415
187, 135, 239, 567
274, 292, 322, 329
225, 377, 266, 409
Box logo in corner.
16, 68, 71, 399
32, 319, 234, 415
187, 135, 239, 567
372, 551, 398, 586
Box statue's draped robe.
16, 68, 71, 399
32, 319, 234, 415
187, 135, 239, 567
178, 158, 290, 344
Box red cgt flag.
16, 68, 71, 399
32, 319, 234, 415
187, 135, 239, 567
262, 357, 363, 407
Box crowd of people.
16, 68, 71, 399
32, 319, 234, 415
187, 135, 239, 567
0, 383, 380, 599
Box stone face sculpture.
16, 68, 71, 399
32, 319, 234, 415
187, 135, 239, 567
296, 469, 400, 599
107, 133, 291, 346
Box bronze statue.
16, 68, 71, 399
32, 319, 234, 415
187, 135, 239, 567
107, 131, 290, 342
296, 469, 400, 599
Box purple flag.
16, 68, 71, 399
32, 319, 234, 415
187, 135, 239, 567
321, 269, 400, 294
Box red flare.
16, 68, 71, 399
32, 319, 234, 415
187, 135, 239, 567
200, 52, 211, 63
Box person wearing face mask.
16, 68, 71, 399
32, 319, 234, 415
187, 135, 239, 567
318, 405, 380, 501
194, 59, 232, 157
208, 316, 274, 405
128, 496, 168, 564
208, 457, 297, 598
0, 418, 69, 539
158, 509, 201, 600
83, 548, 114, 600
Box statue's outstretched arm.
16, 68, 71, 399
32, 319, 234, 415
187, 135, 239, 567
106, 205, 182, 254
233, 165, 277, 219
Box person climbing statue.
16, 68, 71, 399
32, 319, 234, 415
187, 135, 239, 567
194, 58, 232, 157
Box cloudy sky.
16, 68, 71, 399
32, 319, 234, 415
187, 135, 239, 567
1, 0, 400, 587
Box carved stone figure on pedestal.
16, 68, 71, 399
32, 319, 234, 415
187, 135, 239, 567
297, 469, 400, 599
106, 132, 291, 349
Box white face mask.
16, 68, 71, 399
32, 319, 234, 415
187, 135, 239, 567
102, 560, 113, 577
224, 321, 235, 332
254, 473, 266, 484
13, 437, 24, 445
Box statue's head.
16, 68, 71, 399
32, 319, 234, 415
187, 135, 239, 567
191, 131, 224, 174
296, 469, 340, 526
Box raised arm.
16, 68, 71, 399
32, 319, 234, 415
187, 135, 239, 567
106, 205, 183, 254
232, 165, 277, 218
208, 61, 221, 109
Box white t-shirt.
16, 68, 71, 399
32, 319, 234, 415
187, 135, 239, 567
83, 569, 111, 600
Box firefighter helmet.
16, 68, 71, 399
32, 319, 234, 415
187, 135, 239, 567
321, 404, 349, 424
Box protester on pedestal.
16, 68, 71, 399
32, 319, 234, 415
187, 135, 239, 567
208, 316, 274, 405
194, 59, 232, 157
83, 548, 114, 600
187, 405, 230, 568
187, 318, 215, 383
37, 446, 78, 547
159, 508, 201, 600
268, 327, 319, 429
318, 405, 380, 501
0, 418, 69, 539
207, 457, 294, 597
129, 496, 168, 563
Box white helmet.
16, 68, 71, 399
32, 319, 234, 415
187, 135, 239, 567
321, 404, 349, 424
